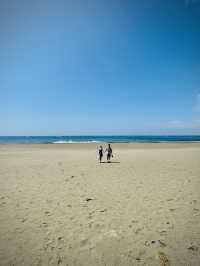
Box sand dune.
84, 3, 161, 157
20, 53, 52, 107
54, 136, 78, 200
0, 143, 200, 265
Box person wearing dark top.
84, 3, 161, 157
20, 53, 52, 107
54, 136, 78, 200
98, 146, 103, 163
106, 144, 113, 162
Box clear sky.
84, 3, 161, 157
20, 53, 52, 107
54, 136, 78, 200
0, 0, 200, 135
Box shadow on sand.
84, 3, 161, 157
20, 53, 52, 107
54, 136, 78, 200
100, 161, 120, 164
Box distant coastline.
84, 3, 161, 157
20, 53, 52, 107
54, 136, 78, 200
1, 135, 200, 144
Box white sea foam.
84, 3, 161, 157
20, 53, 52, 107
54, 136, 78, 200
52, 140, 101, 144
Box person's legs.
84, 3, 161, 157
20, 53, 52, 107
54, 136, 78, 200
107, 153, 110, 162
100, 154, 102, 163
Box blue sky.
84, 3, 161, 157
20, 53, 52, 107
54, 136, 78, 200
0, 0, 200, 135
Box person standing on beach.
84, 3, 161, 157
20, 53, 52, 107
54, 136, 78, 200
98, 145, 103, 163
105, 144, 113, 162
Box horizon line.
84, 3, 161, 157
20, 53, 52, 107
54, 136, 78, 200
1, 134, 200, 137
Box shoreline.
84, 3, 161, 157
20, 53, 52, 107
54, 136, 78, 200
1, 140, 200, 145
1, 141, 200, 147
1, 135, 200, 145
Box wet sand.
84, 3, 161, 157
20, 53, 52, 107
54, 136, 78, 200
0, 143, 200, 265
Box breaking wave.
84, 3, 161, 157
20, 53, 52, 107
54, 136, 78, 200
52, 140, 101, 144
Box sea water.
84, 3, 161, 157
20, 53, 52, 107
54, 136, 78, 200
0, 135, 200, 144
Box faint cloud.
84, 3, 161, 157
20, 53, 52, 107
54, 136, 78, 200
168, 120, 183, 126
191, 119, 200, 127
165, 94, 200, 133
167, 119, 200, 131
167, 120, 185, 128
160, 94, 200, 134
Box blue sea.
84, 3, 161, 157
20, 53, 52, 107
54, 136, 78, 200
0, 136, 200, 144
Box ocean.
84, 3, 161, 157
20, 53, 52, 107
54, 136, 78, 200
0, 135, 200, 144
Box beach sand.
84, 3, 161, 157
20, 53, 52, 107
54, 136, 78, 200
0, 143, 200, 266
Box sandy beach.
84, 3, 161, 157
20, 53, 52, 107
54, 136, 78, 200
0, 143, 200, 266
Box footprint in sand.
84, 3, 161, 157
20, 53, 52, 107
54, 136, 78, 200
131, 219, 138, 224
135, 227, 143, 234
158, 230, 167, 235
80, 238, 89, 246
145, 240, 167, 248
88, 214, 93, 220
57, 237, 64, 250
57, 256, 63, 265
135, 257, 141, 261
144, 241, 150, 247
187, 244, 198, 251
44, 211, 51, 216
42, 222, 48, 228
192, 199, 197, 204
85, 198, 94, 202
99, 209, 107, 213
158, 240, 167, 247
88, 221, 94, 228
